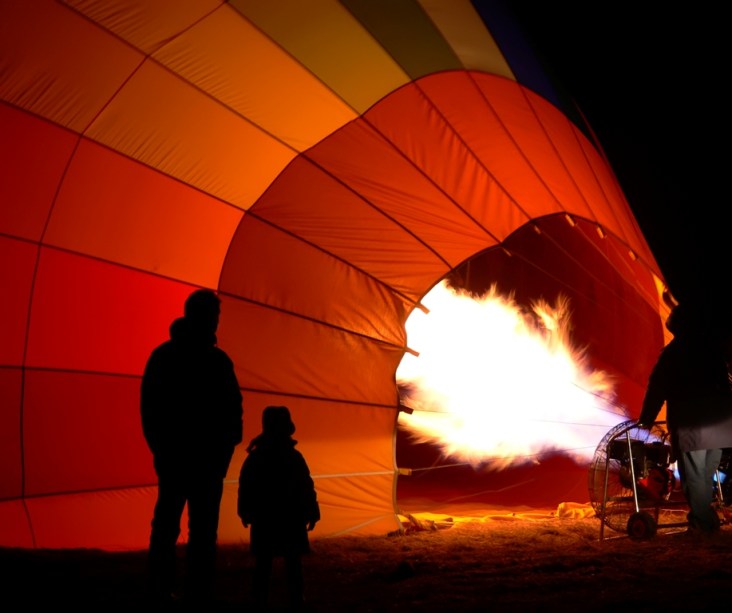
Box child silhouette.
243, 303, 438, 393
237, 405, 320, 610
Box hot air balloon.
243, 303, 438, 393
0, 0, 668, 551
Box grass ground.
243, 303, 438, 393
4, 504, 732, 612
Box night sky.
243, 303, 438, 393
509, 4, 726, 308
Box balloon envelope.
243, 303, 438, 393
0, 0, 667, 550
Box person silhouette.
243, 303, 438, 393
237, 405, 320, 611
638, 302, 732, 536
141, 289, 243, 606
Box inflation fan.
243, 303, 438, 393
588, 419, 731, 540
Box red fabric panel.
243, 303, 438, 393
413, 72, 564, 220
0, 236, 36, 366
0, 104, 77, 241
25, 247, 195, 374
365, 75, 527, 239
0, 368, 23, 499
23, 369, 154, 496
45, 138, 242, 289
25, 486, 158, 550
0, 500, 34, 548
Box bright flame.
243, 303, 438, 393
397, 281, 627, 470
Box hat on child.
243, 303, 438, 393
261, 405, 296, 437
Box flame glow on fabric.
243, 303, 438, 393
398, 281, 627, 468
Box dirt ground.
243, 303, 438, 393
3, 502, 732, 612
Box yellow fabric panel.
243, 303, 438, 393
153, 4, 357, 152
0, 0, 142, 132
85, 60, 294, 210
341, 0, 462, 79
45, 139, 242, 288
418, 0, 515, 78
65, 0, 221, 55
230, 0, 410, 114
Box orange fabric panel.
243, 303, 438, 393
228, 391, 401, 539
0, 368, 23, 499
65, 0, 221, 56
221, 216, 417, 339
251, 158, 449, 289
219, 473, 402, 543
312, 473, 402, 536
0, 500, 34, 548
23, 370, 153, 496
221, 297, 405, 406
45, 139, 242, 289
25, 486, 158, 550
0, 0, 142, 132
0, 105, 76, 241
308, 120, 492, 268
235, 395, 398, 477
154, 4, 357, 151
231, 0, 409, 114
25, 248, 195, 374
0, 236, 36, 366
85, 60, 295, 210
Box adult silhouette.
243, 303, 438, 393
639, 302, 732, 535
141, 289, 243, 605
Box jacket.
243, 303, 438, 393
639, 332, 732, 452
237, 433, 320, 556
141, 316, 243, 472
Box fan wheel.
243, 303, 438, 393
627, 511, 657, 540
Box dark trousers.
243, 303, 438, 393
678, 448, 723, 532
253, 552, 305, 610
148, 465, 226, 601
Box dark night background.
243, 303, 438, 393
509, 4, 726, 309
